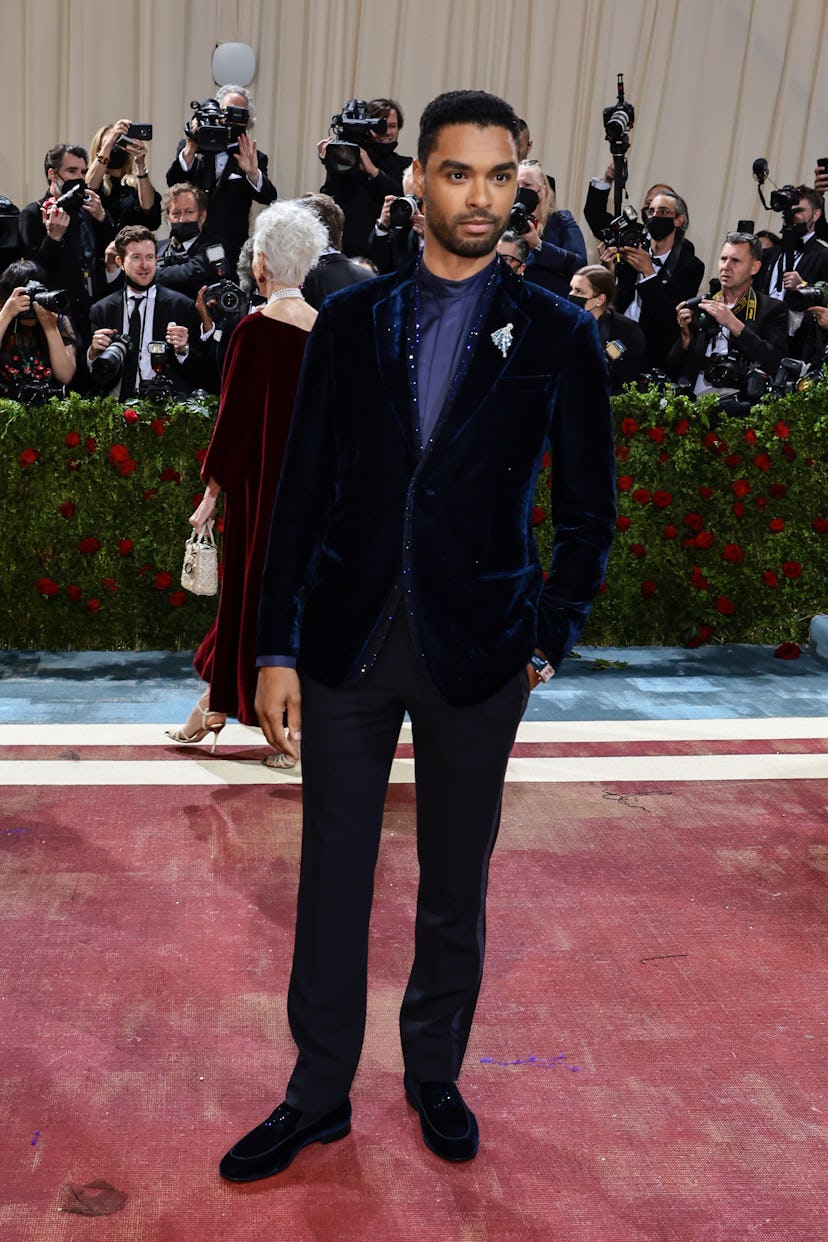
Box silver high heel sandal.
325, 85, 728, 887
166, 696, 227, 753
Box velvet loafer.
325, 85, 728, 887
404, 1074, 479, 1162
219, 1099, 351, 1182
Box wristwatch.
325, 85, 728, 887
530, 653, 554, 682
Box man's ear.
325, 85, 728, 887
750, 259, 762, 279
412, 160, 425, 201
114, 253, 124, 271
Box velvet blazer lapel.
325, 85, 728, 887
372, 272, 418, 454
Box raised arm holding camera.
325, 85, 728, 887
86, 119, 162, 231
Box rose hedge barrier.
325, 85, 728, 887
2, 381, 827, 651
535, 376, 828, 649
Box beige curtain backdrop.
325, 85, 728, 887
2, 0, 827, 276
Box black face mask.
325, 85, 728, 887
646, 216, 676, 242
568, 293, 589, 309
515, 186, 540, 214
124, 274, 154, 291
169, 221, 200, 243
57, 176, 85, 195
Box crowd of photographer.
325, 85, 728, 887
3, 77, 828, 413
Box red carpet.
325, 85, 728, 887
1, 727, 827, 1240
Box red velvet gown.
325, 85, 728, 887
194, 312, 309, 723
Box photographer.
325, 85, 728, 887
19, 143, 116, 347
568, 264, 645, 392
669, 232, 787, 400
584, 164, 676, 240
155, 185, 217, 300
166, 85, 277, 274
760, 186, 828, 358
86, 119, 162, 231
601, 191, 704, 371
0, 259, 77, 397
88, 225, 202, 399
365, 164, 424, 274
515, 160, 586, 297
318, 97, 410, 256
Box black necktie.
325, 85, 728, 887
120, 296, 144, 397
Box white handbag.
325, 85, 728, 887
180, 523, 218, 596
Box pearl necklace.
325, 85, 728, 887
267, 287, 304, 304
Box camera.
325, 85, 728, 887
127, 122, 153, 141
202, 243, 247, 323
324, 99, 387, 175
599, 204, 650, 251
138, 340, 177, 404
683, 294, 714, 333
786, 280, 828, 311
90, 332, 132, 386
52, 182, 89, 214
508, 186, 540, 236
185, 98, 248, 154
603, 74, 635, 153
703, 353, 749, 391
22, 281, 69, 313
388, 195, 420, 229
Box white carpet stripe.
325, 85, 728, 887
0, 752, 825, 786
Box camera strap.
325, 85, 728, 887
711, 286, 758, 322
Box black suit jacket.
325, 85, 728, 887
597, 307, 647, 390
89, 284, 202, 393
257, 261, 616, 705
165, 143, 276, 270
301, 251, 373, 309
614, 239, 705, 370
320, 144, 410, 256
156, 232, 219, 300
666, 288, 789, 385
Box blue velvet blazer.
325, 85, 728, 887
258, 259, 616, 707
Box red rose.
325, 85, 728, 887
85, 436, 97, 454
812, 516, 828, 534
781, 561, 802, 580
769, 518, 785, 533
703, 432, 719, 450
683, 512, 705, 532
150, 418, 166, 437
122, 407, 139, 425
716, 596, 735, 615
59, 500, 75, 519
781, 444, 796, 462
36, 577, 60, 597
19, 447, 38, 467
621, 417, 638, 436
168, 590, 187, 608
756, 497, 767, 509
616, 445, 630, 462
722, 543, 744, 564
731, 479, 750, 498
774, 642, 800, 660
86, 598, 101, 612
662, 524, 678, 540
617, 475, 633, 492
109, 443, 129, 464
773, 421, 790, 440
695, 530, 714, 549
159, 468, 181, 484
78, 537, 101, 555
64, 431, 81, 448
101, 577, 118, 594
732, 502, 745, 518
632, 487, 651, 505
532, 505, 547, 526
616, 515, 632, 532
143, 488, 156, 502
216, 517, 224, 534
192, 492, 204, 509
691, 567, 709, 590
754, 453, 771, 472
640, 580, 657, 597
724, 453, 742, 469
652, 490, 672, 508
118, 539, 134, 556
769, 483, 787, 499
674, 419, 690, 436
67, 584, 82, 602
195, 447, 208, 464
118, 458, 137, 477
762, 570, 778, 588
541, 451, 551, 469
66, 458, 80, 472
698, 485, 714, 500
743, 428, 757, 446
630, 543, 646, 558
657, 451, 669, 465
154, 571, 172, 590
647, 426, 664, 443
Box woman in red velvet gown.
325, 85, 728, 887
166, 200, 328, 766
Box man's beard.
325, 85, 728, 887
426, 207, 505, 259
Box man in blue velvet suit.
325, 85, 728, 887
219, 91, 616, 1182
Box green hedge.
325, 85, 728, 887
2, 381, 827, 651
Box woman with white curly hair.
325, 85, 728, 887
167, 200, 327, 769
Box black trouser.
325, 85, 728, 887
284, 609, 529, 1112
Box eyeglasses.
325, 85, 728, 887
168, 208, 200, 221
650, 207, 678, 218
499, 253, 523, 269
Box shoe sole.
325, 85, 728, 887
404, 1087, 479, 1163
220, 1119, 351, 1182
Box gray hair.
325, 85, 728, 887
252, 200, 328, 286
216, 83, 255, 126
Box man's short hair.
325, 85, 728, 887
114, 225, 157, 260
366, 98, 404, 130
44, 143, 88, 179
498, 231, 529, 264
417, 90, 519, 165
301, 193, 344, 250
575, 263, 617, 303
796, 185, 825, 216
724, 231, 763, 263
651, 189, 690, 233
162, 183, 208, 217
